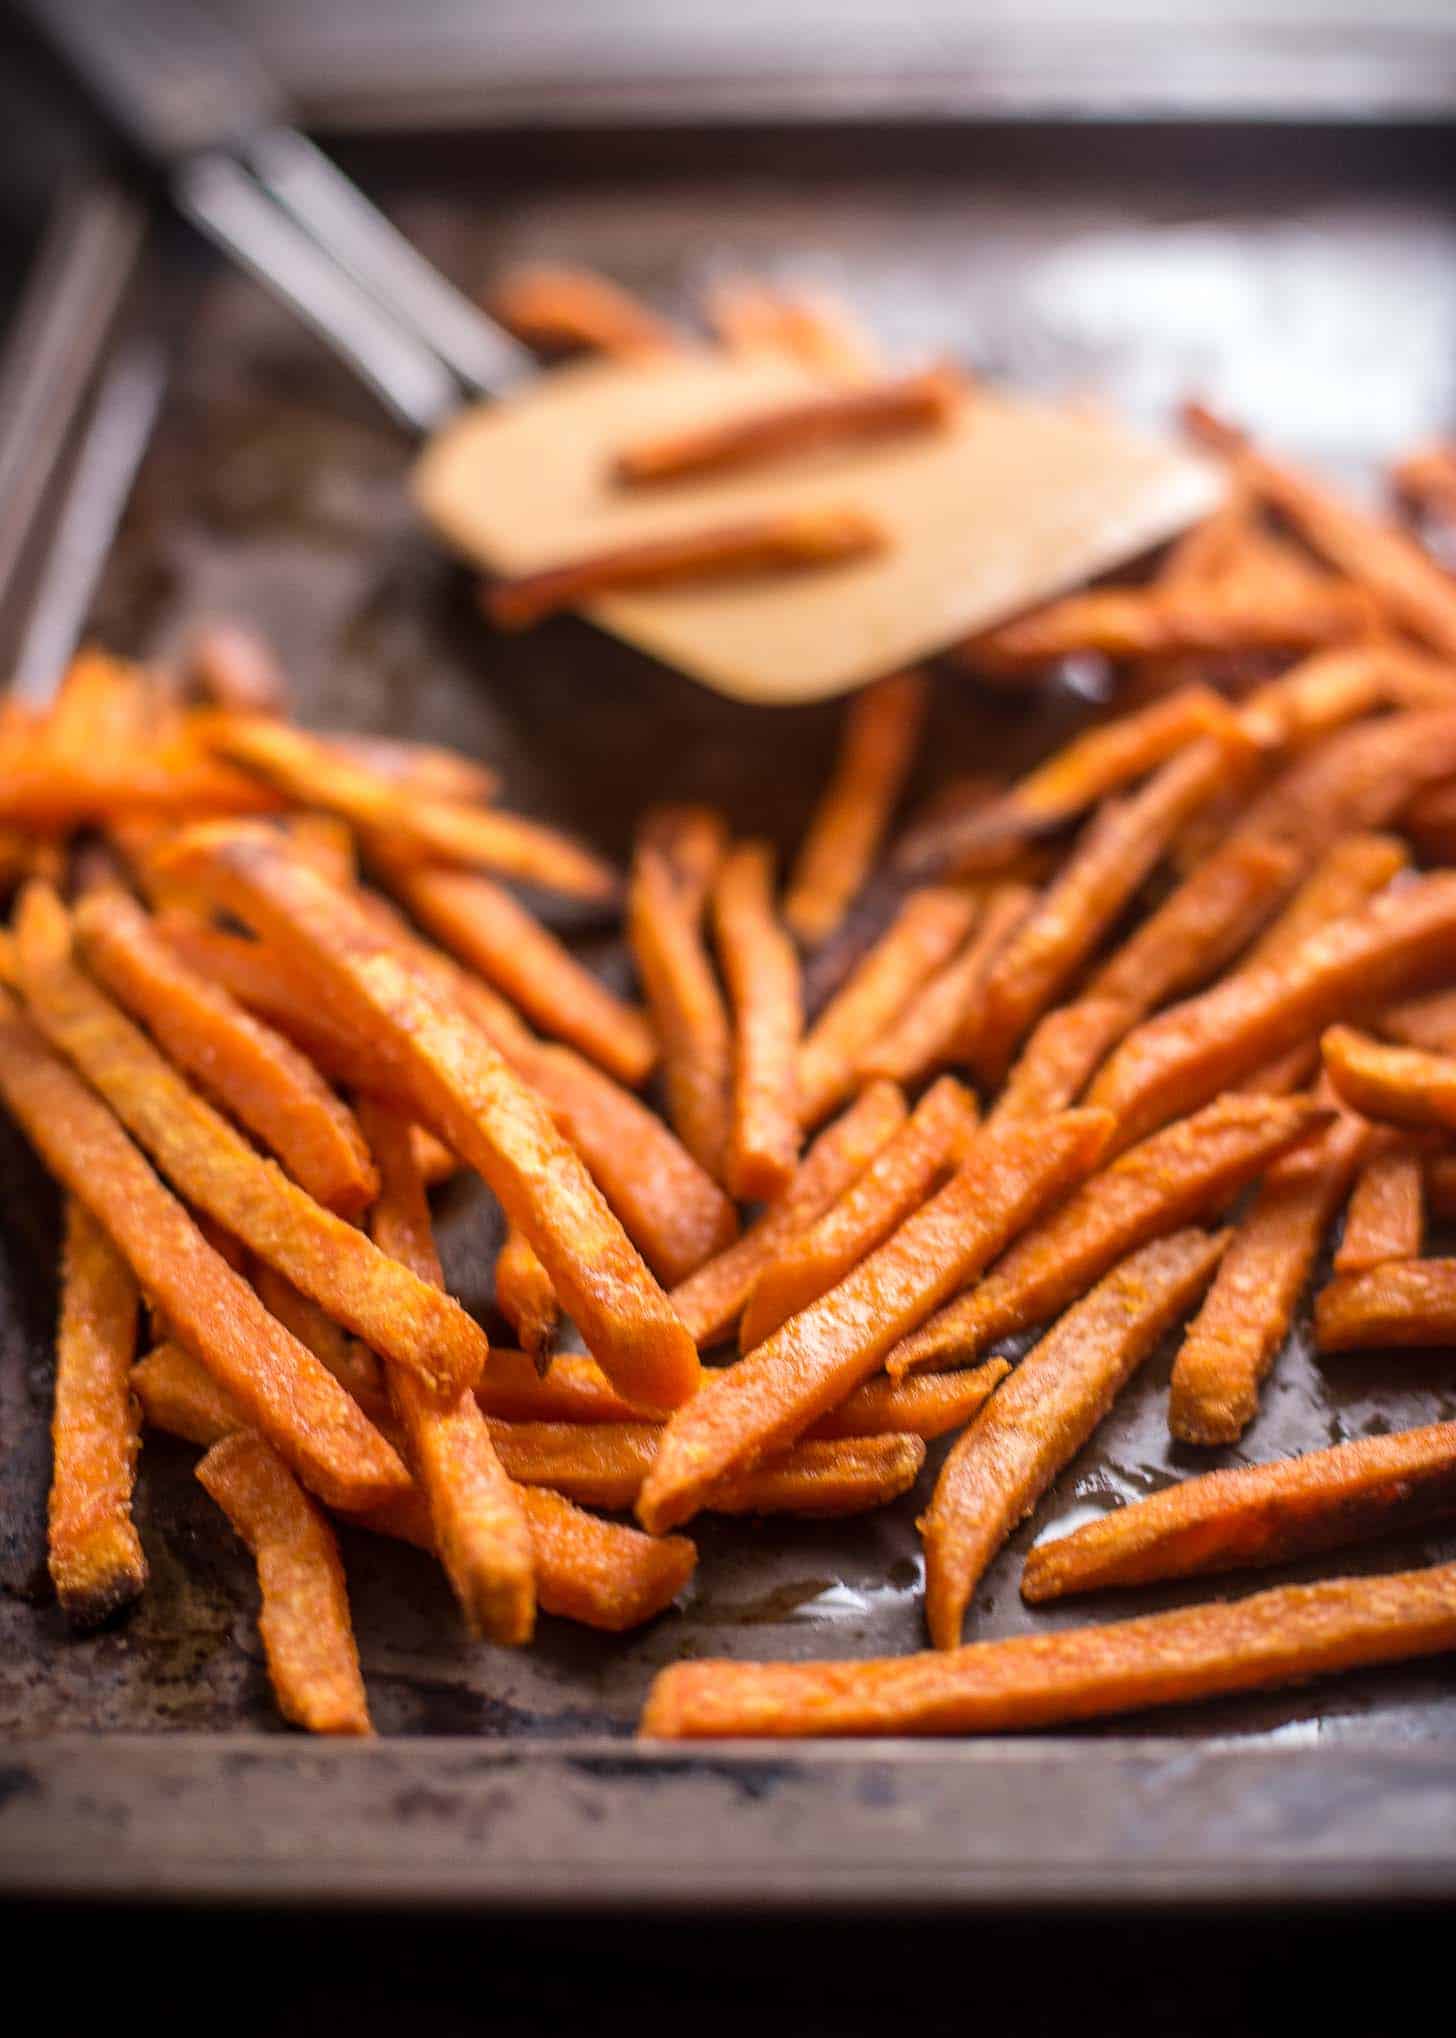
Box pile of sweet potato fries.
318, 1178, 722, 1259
10, 266, 1456, 1741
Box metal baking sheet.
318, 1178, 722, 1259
5, 120, 1456, 1908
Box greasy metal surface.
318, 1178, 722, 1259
5, 134, 1456, 1765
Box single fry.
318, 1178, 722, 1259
16, 886, 487, 1401
640, 1559, 1456, 1739
495, 1224, 560, 1365
639, 1109, 1111, 1532
1086, 874, 1456, 1150
47, 1199, 146, 1628
483, 506, 885, 631
412, 1124, 461, 1187
75, 887, 378, 1217
488, 263, 683, 357
923, 1229, 1228, 1649
1323, 1024, 1456, 1136
1023, 1420, 1456, 1605
615, 367, 962, 486
1336, 1142, 1426, 1276
1316, 1259, 1456, 1352
627, 838, 733, 1177
186, 620, 289, 716
714, 841, 804, 1200
797, 887, 979, 1123
196, 1432, 372, 1737
990, 997, 1134, 1124
491, 1419, 924, 1518
809, 1360, 1010, 1442
1242, 834, 1409, 974
784, 670, 929, 945
857, 882, 1031, 1087
740, 1075, 977, 1349
475, 1347, 648, 1425
0, 987, 407, 1511
375, 856, 656, 1087
206, 715, 618, 902
162, 829, 700, 1411
669, 1080, 907, 1348
1168, 1110, 1368, 1445
890, 1093, 1326, 1377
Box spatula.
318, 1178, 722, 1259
25, 0, 1224, 704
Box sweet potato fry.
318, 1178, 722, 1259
488, 263, 683, 357
740, 1076, 977, 1349
1232, 644, 1391, 752
1086, 874, 1456, 1150
669, 1080, 907, 1348
1323, 1024, 1456, 1137
360, 1097, 536, 1645
0, 725, 281, 830
16, 886, 487, 1400
1376, 988, 1456, 1057
1024, 1420, 1456, 1604
714, 841, 804, 1200
636, 804, 728, 912
857, 883, 1032, 1087
923, 1228, 1229, 1649
484, 506, 885, 630
47, 1199, 146, 1627
1242, 449, 1456, 657
495, 1224, 559, 1365
1236, 708, 1456, 861
0, 988, 406, 1509
74, 887, 379, 1217
185, 620, 290, 716
1167, 1110, 1369, 1445
47, 648, 155, 757
248, 1265, 388, 1419
412, 1124, 461, 1186
321, 732, 498, 805
639, 1109, 1111, 1532
132, 1339, 249, 1447
783, 671, 929, 945
375, 858, 655, 1087
1243, 835, 1409, 974
641, 1558, 1456, 1738
809, 1360, 1010, 1442
206, 716, 618, 902
616, 367, 962, 486
492, 1419, 924, 1518
162, 828, 700, 1410
973, 735, 1247, 1081
1335, 1141, 1426, 1276
475, 1347, 647, 1424
1316, 1259, 1456, 1351
797, 887, 980, 1123
196, 1432, 372, 1736
890, 1092, 1326, 1377
990, 997, 1135, 1124
627, 839, 733, 1177
960, 583, 1374, 677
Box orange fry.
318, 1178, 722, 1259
809, 1360, 1009, 1442
206, 716, 618, 902
375, 858, 655, 1087
1237, 707, 1456, 861
47, 648, 156, 757
857, 882, 1031, 1087
47, 1199, 146, 1628
714, 841, 804, 1200
1024, 1420, 1456, 1604
489, 263, 683, 357
797, 887, 979, 1123
492, 1419, 924, 1517
1167, 1109, 1368, 1445
740, 1075, 977, 1349
784, 670, 929, 945
636, 803, 728, 915
0, 989, 405, 1509
1335, 1141, 1426, 1276
1243, 834, 1409, 974
669, 1080, 907, 1348
483, 507, 885, 631
322, 732, 498, 805
186, 620, 290, 716
1086, 874, 1456, 1150
627, 838, 732, 1177
16, 886, 486, 1401
615, 367, 961, 486
162, 828, 700, 1411
495, 1223, 560, 1365
641, 1559, 1456, 1739
250, 1264, 388, 1419
890, 1092, 1326, 1377
475, 1347, 648, 1425
196, 1432, 372, 1736
990, 997, 1134, 1124
1323, 1024, 1456, 1137
361, 1097, 536, 1646
75, 887, 378, 1217
639, 1109, 1111, 1533
923, 1228, 1228, 1649
1316, 1259, 1456, 1352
